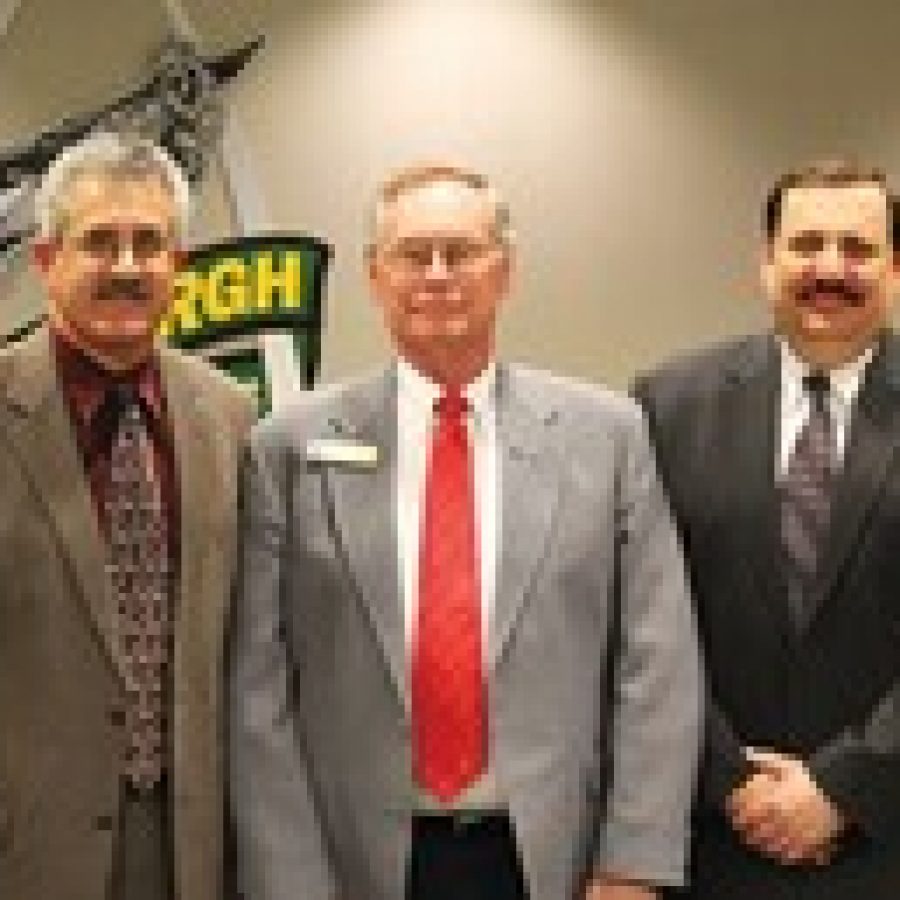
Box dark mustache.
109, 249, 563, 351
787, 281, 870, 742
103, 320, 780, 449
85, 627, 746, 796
94, 279, 150, 304
796, 277, 865, 306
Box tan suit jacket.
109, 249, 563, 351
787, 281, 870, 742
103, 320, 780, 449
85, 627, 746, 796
0, 326, 253, 900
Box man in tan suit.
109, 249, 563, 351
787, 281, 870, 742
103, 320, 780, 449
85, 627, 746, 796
0, 132, 253, 900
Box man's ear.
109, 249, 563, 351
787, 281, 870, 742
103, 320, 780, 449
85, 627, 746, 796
171, 247, 189, 271
364, 245, 378, 277
366, 249, 384, 299
499, 243, 514, 281
759, 242, 775, 294
30, 237, 56, 273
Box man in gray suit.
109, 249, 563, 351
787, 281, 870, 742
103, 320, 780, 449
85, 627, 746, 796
229, 163, 701, 900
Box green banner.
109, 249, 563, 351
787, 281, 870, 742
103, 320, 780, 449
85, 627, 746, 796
160, 234, 330, 413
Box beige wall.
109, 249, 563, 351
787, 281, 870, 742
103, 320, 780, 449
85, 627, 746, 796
4, 0, 900, 386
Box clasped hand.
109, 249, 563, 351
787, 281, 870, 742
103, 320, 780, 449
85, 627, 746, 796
726, 749, 846, 866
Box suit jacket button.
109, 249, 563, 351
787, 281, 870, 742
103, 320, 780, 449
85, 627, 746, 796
94, 814, 115, 831
108, 707, 125, 726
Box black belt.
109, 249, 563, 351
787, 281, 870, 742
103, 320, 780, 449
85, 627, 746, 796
413, 810, 511, 833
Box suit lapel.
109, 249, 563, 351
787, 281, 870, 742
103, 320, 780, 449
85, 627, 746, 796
159, 347, 236, 896
323, 365, 565, 702
0, 328, 124, 681
720, 335, 790, 637
490, 365, 563, 670
324, 370, 407, 707
812, 332, 900, 623
160, 346, 228, 704
160, 347, 221, 647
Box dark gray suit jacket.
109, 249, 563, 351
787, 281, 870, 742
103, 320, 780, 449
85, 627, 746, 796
635, 332, 900, 900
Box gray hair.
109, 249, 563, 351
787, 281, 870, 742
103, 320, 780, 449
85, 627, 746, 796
366, 162, 513, 253
35, 131, 190, 239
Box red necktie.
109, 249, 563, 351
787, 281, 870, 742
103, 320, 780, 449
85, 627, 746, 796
411, 386, 486, 802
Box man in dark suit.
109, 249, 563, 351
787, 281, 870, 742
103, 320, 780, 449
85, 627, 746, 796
634, 158, 900, 899
0, 131, 253, 900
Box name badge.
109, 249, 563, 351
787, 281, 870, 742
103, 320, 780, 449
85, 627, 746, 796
305, 438, 379, 470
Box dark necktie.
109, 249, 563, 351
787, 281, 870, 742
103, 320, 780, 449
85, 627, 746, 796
781, 372, 835, 631
411, 387, 486, 802
103, 385, 171, 792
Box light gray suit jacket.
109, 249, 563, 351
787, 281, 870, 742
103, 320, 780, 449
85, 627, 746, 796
229, 363, 702, 900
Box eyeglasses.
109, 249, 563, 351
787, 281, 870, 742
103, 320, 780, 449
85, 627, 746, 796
66, 226, 174, 264
784, 231, 882, 262
378, 238, 501, 276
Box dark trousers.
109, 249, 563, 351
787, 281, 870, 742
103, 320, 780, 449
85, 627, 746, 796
406, 813, 529, 900
108, 779, 173, 900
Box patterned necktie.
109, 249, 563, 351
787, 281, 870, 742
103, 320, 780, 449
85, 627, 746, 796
103, 386, 171, 792
781, 372, 835, 631
411, 386, 486, 802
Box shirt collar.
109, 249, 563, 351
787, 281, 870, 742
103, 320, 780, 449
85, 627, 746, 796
396, 355, 497, 424
779, 339, 875, 413
51, 323, 166, 429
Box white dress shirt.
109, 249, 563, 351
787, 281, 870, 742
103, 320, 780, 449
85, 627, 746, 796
777, 340, 875, 477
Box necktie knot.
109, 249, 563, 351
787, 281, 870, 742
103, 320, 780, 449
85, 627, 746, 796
95, 381, 143, 452
435, 387, 468, 422
803, 371, 831, 413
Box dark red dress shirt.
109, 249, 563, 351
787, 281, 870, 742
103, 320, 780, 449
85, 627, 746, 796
52, 327, 180, 565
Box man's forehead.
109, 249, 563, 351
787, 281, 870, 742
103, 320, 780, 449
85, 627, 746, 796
386, 180, 493, 235
65, 173, 174, 219
780, 183, 889, 232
